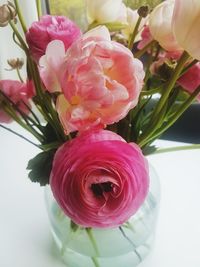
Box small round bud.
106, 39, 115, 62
137, 5, 150, 18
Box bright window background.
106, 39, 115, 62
0, 0, 38, 79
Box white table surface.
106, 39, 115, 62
0, 123, 200, 267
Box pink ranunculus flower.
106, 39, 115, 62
50, 130, 149, 228
172, 0, 200, 60
0, 80, 34, 123
26, 15, 81, 62
51, 26, 144, 134
177, 63, 200, 101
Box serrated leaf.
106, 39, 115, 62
27, 150, 56, 186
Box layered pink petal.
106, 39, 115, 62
50, 130, 149, 228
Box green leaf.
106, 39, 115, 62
27, 149, 56, 186
70, 220, 80, 232
124, 0, 162, 9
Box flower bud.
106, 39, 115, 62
0, 2, 17, 27
138, 5, 150, 18
7, 58, 24, 70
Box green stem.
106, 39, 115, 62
0, 91, 44, 137
16, 68, 24, 83
28, 60, 66, 141
3, 106, 43, 142
150, 51, 190, 121
91, 257, 100, 267
154, 144, 200, 155
0, 124, 40, 148
14, 0, 27, 33
128, 16, 142, 50
141, 86, 162, 96
9, 21, 28, 53
36, 0, 42, 18
140, 85, 200, 147
21, 101, 42, 127
39, 141, 62, 151
85, 228, 99, 256
138, 51, 190, 146
180, 59, 197, 77
86, 228, 100, 267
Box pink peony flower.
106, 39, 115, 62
0, 80, 34, 123
46, 26, 144, 133
26, 15, 81, 62
39, 40, 67, 92
50, 130, 149, 228
178, 63, 200, 101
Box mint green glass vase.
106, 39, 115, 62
44, 164, 160, 267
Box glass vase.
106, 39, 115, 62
44, 164, 160, 267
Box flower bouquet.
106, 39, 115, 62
0, 0, 200, 266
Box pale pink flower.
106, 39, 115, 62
50, 129, 149, 228
137, 25, 153, 50
39, 40, 67, 92
178, 63, 200, 101
54, 26, 144, 133
0, 80, 34, 123
149, 0, 182, 52
26, 15, 81, 62
172, 0, 200, 60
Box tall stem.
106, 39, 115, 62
14, 0, 27, 33
36, 0, 42, 19
138, 51, 190, 146
0, 124, 40, 148
139, 85, 200, 147
85, 228, 100, 267
128, 16, 142, 50
153, 144, 200, 155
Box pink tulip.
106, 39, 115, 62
178, 63, 200, 101
149, 0, 182, 52
86, 0, 126, 24
172, 0, 200, 60
50, 129, 149, 228
48, 26, 144, 134
26, 15, 81, 62
137, 25, 153, 50
0, 80, 34, 123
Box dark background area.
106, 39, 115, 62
161, 103, 200, 143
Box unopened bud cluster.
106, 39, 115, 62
0, 1, 17, 27
7, 58, 24, 70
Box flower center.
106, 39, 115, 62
91, 182, 113, 197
